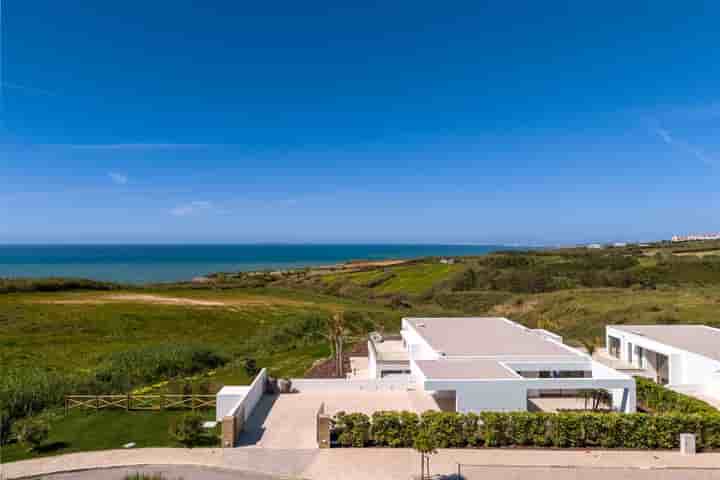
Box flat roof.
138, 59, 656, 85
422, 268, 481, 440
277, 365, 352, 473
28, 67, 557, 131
404, 317, 579, 358
609, 325, 720, 362
416, 359, 520, 380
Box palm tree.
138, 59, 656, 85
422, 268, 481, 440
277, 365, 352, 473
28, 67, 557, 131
326, 311, 346, 377
580, 336, 600, 357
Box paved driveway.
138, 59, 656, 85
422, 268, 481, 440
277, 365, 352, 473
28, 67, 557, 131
237, 391, 437, 449
237, 394, 319, 449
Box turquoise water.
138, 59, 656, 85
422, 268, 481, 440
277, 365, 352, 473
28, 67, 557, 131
0, 244, 512, 284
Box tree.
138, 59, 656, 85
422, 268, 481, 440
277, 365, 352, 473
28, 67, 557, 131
243, 357, 259, 377
13, 417, 49, 452
413, 427, 437, 480
326, 311, 346, 377
580, 336, 601, 357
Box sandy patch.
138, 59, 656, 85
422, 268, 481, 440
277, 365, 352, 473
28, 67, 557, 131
673, 250, 720, 258
492, 298, 540, 316
34, 293, 314, 308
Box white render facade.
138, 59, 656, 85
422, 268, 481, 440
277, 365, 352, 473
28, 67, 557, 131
606, 325, 720, 398
368, 317, 636, 413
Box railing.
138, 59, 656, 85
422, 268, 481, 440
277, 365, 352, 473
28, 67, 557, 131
65, 394, 216, 414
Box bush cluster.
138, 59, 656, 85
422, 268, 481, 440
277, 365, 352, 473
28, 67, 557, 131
92, 345, 227, 392
0, 368, 73, 444
332, 410, 720, 450
636, 377, 717, 414
1, 344, 227, 445
0, 277, 116, 294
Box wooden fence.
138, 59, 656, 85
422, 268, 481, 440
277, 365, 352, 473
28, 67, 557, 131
65, 394, 216, 414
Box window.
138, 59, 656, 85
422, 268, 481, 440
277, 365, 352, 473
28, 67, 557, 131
627, 342, 633, 364
608, 336, 621, 358
635, 345, 644, 368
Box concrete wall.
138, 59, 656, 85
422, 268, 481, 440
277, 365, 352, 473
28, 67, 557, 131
423, 360, 636, 413
216, 368, 267, 421
455, 382, 527, 413
290, 377, 411, 392
401, 319, 441, 379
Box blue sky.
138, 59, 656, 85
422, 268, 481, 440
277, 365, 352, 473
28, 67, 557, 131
1, 1, 719, 244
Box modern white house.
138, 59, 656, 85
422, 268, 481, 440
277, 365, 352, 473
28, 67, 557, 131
369, 317, 636, 413
605, 325, 720, 403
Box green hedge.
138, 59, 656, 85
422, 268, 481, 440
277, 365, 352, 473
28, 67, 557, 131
332, 410, 720, 450
636, 377, 717, 414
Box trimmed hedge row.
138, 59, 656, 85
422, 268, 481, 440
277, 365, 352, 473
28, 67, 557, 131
332, 410, 720, 450
636, 377, 717, 414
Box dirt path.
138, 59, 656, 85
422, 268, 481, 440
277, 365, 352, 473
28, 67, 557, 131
32, 293, 316, 308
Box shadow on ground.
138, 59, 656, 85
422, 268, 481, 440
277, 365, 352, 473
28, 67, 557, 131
236, 394, 278, 446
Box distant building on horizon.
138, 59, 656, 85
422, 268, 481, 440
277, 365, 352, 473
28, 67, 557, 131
671, 233, 720, 243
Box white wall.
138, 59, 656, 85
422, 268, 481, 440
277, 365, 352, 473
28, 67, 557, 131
368, 340, 378, 379
290, 377, 412, 392
606, 327, 720, 386
425, 380, 527, 413
216, 368, 267, 421
242, 367, 267, 420
456, 382, 527, 413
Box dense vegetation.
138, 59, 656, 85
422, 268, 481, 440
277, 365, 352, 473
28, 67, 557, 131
636, 377, 718, 414
333, 409, 720, 450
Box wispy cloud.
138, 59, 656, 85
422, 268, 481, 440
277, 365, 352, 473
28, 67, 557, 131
170, 201, 216, 217
1, 81, 59, 97
68, 143, 210, 151
108, 172, 128, 185
653, 127, 715, 169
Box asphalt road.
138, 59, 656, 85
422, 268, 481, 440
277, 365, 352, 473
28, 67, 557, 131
36, 464, 720, 480
35, 465, 284, 480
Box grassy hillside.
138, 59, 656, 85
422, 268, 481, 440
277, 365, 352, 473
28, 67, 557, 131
0, 287, 399, 380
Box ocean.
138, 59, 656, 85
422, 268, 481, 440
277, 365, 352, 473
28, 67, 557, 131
0, 244, 513, 284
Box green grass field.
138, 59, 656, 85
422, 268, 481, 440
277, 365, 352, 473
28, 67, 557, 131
0, 287, 398, 381
1, 409, 216, 463
323, 262, 463, 295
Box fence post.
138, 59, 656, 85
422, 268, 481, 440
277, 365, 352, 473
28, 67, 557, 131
96, 395, 100, 410
126, 393, 130, 411
65, 396, 68, 416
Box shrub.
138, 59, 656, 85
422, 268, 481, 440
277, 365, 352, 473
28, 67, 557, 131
333, 412, 371, 447
12, 416, 50, 451
93, 345, 227, 392
420, 411, 466, 448
169, 412, 205, 447
371, 411, 419, 447
243, 358, 259, 378
636, 377, 717, 414
331, 410, 720, 450
0, 368, 73, 444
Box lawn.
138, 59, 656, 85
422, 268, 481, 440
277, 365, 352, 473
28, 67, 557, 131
1, 409, 217, 463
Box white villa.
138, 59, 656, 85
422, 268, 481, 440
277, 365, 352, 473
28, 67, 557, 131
369, 317, 636, 413
606, 324, 720, 404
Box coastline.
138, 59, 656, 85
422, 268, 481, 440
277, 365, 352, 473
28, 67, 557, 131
0, 244, 516, 284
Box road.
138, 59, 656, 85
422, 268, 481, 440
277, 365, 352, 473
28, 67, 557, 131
34, 464, 720, 480
31, 465, 284, 480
